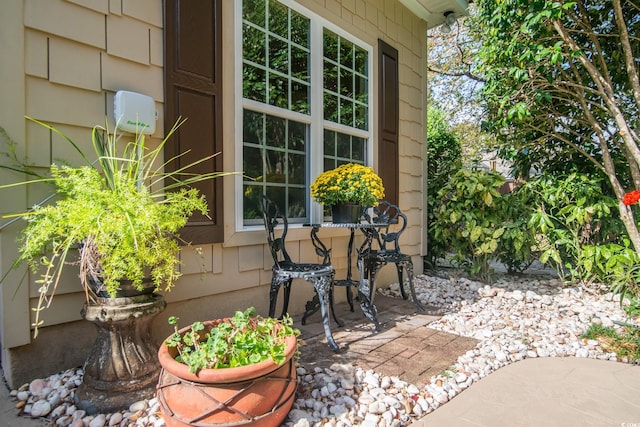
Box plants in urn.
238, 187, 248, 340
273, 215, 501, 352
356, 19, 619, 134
0, 117, 233, 413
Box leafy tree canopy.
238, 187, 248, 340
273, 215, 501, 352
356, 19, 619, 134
473, 0, 640, 252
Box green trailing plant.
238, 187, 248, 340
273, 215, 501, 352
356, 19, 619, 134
164, 307, 300, 373
432, 168, 506, 281
0, 117, 235, 336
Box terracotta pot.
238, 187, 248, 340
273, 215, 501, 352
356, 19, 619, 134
156, 319, 298, 427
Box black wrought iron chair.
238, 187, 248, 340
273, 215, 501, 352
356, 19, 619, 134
259, 195, 340, 351
360, 201, 426, 313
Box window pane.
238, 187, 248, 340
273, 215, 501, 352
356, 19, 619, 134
291, 81, 309, 114
288, 187, 307, 218
291, 10, 309, 48
243, 25, 266, 66
323, 129, 335, 157
324, 93, 338, 122
339, 38, 353, 68
243, 110, 263, 143
243, 0, 265, 27
289, 120, 306, 151
265, 149, 287, 182
243, 146, 263, 179
243, 63, 266, 102
355, 75, 367, 100
340, 97, 353, 127
291, 46, 308, 80
269, 73, 288, 108
352, 137, 365, 161
288, 153, 305, 184
265, 187, 286, 214
324, 60, 338, 93
323, 30, 338, 62
268, 0, 288, 38
355, 103, 368, 131
269, 36, 288, 74
354, 45, 367, 74
340, 66, 353, 97
336, 132, 350, 158
243, 185, 263, 220
266, 115, 286, 148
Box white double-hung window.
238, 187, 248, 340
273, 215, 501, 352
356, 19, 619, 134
238, 0, 372, 225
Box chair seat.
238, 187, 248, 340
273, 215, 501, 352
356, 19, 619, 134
367, 250, 409, 263
274, 262, 334, 278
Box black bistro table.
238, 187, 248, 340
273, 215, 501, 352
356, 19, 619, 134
302, 221, 385, 333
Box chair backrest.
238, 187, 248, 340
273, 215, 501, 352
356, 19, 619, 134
259, 195, 292, 267
370, 200, 407, 253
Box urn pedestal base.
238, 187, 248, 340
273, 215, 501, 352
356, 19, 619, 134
75, 293, 166, 414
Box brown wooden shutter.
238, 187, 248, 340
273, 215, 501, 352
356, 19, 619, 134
164, 0, 224, 244
377, 39, 399, 206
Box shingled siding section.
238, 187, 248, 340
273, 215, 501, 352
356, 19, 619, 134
0, 0, 428, 388
0, 0, 168, 387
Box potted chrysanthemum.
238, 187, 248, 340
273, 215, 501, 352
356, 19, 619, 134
310, 163, 385, 223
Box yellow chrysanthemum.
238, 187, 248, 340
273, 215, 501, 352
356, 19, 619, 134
310, 163, 385, 207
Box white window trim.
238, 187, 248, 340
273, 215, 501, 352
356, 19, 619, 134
234, 0, 374, 230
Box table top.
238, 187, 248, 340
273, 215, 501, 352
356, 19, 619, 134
303, 222, 386, 229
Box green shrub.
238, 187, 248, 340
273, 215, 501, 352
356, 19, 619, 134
425, 106, 462, 268
495, 185, 538, 273
522, 172, 621, 281
432, 169, 506, 281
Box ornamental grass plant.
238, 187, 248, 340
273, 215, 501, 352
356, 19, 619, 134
310, 163, 384, 207
0, 117, 234, 335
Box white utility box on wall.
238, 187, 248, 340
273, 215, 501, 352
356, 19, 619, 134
114, 90, 157, 135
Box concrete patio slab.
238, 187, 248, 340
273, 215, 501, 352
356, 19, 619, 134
414, 357, 640, 427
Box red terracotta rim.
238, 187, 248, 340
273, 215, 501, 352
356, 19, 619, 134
158, 318, 298, 383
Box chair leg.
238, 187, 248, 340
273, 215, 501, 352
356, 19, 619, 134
345, 285, 354, 312
329, 285, 345, 327
358, 257, 380, 332
269, 275, 291, 318
309, 274, 339, 351
281, 280, 292, 319
367, 261, 384, 305
396, 263, 408, 300
399, 259, 426, 313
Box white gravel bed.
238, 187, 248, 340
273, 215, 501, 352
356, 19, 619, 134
7, 270, 636, 427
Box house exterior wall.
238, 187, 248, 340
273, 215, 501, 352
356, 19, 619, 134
0, 0, 429, 388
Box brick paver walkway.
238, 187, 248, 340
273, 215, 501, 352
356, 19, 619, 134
295, 295, 477, 385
